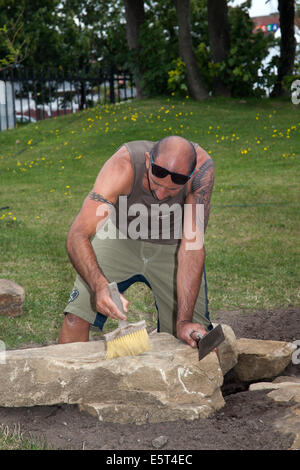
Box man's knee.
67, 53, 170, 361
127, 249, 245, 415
58, 312, 90, 344
64, 312, 89, 327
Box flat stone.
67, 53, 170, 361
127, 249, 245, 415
0, 279, 25, 317
249, 378, 300, 392
250, 377, 300, 450
233, 338, 296, 382
274, 405, 300, 450
0, 332, 225, 424
268, 385, 300, 403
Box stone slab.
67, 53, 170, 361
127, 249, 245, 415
0, 332, 225, 424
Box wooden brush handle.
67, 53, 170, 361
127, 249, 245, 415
108, 282, 127, 328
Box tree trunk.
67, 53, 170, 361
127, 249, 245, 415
123, 0, 146, 99
207, 0, 231, 97
271, 0, 296, 97
173, 0, 208, 100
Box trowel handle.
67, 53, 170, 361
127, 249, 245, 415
108, 282, 127, 328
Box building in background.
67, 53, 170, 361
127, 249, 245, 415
252, 14, 280, 34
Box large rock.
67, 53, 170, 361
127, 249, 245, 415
233, 338, 296, 382
0, 279, 25, 317
0, 332, 225, 424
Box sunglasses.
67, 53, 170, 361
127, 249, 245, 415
150, 152, 195, 185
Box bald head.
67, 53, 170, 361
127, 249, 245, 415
151, 136, 196, 175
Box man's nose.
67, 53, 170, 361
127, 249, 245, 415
155, 186, 169, 200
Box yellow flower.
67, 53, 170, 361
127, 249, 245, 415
66, 185, 70, 189
27, 139, 32, 145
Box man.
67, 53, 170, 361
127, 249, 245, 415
58, 136, 215, 348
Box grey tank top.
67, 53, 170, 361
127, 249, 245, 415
113, 140, 190, 245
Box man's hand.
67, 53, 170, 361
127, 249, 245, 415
94, 284, 129, 321
176, 320, 208, 348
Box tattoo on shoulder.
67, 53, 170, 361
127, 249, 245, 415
191, 159, 214, 193
88, 191, 115, 206
191, 159, 214, 232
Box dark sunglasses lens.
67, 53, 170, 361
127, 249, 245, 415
171, 174, 189, 185
151, 162, 189, 185
151, 163, 169, 178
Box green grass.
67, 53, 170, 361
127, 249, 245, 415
0, 423, 51, 450
0, 96, 299, 349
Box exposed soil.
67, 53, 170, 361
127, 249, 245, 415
0, 306, 299, 450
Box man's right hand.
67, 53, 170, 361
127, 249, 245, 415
94, 284, 129, 321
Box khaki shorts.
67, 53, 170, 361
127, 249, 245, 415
64, 232, 212, 335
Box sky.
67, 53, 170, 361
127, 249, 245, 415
229, 0, 279, 17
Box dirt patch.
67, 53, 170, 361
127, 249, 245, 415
0, 390, 294, 450
0, 306, 299, 450
213, 305, 300, 343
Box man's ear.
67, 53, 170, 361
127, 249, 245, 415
145, 152, 150, 170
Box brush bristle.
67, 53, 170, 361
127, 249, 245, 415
105, 328, 151, 360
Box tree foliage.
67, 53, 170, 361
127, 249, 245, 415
0, 0, 295, 98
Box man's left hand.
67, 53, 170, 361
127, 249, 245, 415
176, 321, 208, 348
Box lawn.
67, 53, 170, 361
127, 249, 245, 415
0, 95, 299, 349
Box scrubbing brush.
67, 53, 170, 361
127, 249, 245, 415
104, 282, 151, 360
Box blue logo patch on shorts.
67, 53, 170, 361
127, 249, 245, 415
68, 288, 79, 303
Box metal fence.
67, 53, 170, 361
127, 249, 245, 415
0, 66, 136, 131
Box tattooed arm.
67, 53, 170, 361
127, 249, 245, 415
65, 145, 133, 320
176, 151, 215, 347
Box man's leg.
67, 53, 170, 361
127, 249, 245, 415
58, 313, 90, 344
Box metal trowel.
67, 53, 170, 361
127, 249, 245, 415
194, 324, 225, 360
